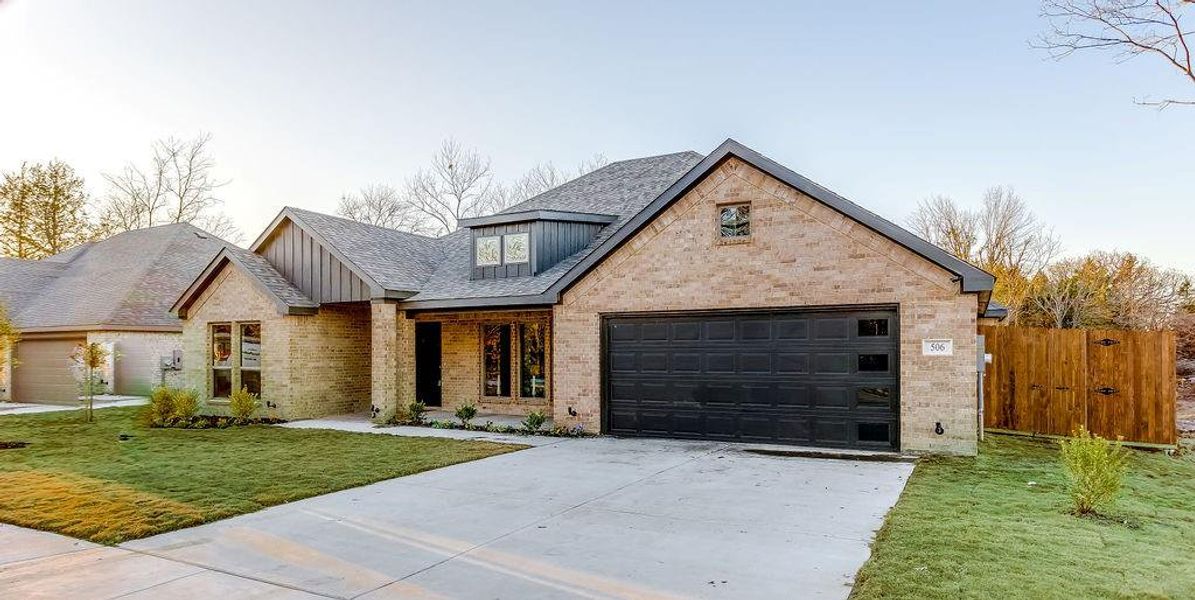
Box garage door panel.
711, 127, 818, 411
605, 308, 899, 450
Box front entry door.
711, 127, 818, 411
415, 322, 442, 407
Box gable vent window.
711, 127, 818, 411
719, 204, 751, 238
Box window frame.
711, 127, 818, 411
503, 233, 530, 265
717, 202, 752, 240
481, 323, 512, 398
211, 323, 233, 399
519, 322, 547, 399
209, 321, 263, 400
475, 235, 502, 267
239, 322, 263, 397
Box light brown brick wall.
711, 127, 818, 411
412, 310, 552, 416
553, 157, 980, 454
370, 301, 414, 419
183, 266, 371, 420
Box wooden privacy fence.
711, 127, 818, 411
980, 325, 1176, 446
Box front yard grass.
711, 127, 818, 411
0, 406, 522, 544
851, 435, 1195, 599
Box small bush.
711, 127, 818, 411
142, 387, 176, 427
455, 403, 478, 428
430, 419, 455, 429
408, 400, 428, 425
1059, 427, 1131, 515
171, 389, 200, 421
521, 410, 547, 433
229, 387, 260, 422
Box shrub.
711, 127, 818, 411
170, 389, 200, 421
408, 400, 428, 425
455, 403, 478, 428
229, 387, 260, 421
1059, 426, 1131, 515
521, 410, 547, 433
143, 387, 176, 427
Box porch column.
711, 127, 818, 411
370, 300, 415, 420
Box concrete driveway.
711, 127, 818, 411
1, 437, 912, 599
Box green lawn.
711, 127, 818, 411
0, 406, 522, 544
851, 435, 1195, 599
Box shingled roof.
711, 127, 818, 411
0, 223, 229, 331
174, 139, 996, 316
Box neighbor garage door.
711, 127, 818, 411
12, 338, 85, 405
604, 308, 899, 450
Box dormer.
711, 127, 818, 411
458, 210, 617, 280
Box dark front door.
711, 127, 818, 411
415, 322, 442, 407
603, 307, 899, 450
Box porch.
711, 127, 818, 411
370, 304, 554, 422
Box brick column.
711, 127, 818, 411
371, 301, 416, 421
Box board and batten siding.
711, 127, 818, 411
259, 220, 370, 303
470, 219, 606, 280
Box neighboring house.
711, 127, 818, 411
173, 139, 1005, 455
0, 223, 228, 403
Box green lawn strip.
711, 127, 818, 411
0, 406, 524, 544
851, 435, 1195, 600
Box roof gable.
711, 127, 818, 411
543, 139, 995, 302
171, 247, 318, 318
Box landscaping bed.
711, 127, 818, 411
850, 435, 1195, 599
0, 406, 523, 544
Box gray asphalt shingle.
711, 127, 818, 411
0, 223, 228, 330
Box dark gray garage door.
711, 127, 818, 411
604, 308, 899, 450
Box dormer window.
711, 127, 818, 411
504, 233, 529, 264
475, 236, 501, 266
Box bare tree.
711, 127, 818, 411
99, 134, 243, 242
402, 139, 498, 236
908, 187, 1060, 323
1037, 0, 1195, 108
1025, 258, 1108, 328
1093, 250, 1190, 329
336, 184, 434, 234
338, 141, 609, 236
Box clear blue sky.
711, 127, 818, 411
1, 1, 1191, 269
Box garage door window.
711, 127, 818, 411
858, 318, 889, 337
211, 324, 233, 398
483, 324, 511, 397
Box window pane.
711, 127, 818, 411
240, 323, 262, 368
212, 324, 232, 367
483, 324, 510, 397
858, 318, 889, 337
520, 323, 546, 398
476, 236, 501, 266
241, 369, 261, 397
858, 353, 890, 372
719, 204, 750, 238
213, 369, 232, 398
857, 387, 891, 407
504, 233, 529, 264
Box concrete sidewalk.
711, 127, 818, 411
0, 396, 147, 416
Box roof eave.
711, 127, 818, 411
172, 250, 319, 319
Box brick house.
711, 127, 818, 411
0, 223, 228, 403
172, 140, 1004, 454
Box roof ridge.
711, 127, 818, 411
286, 206, 442, 241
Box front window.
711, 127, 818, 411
520, 323, 546, 398
483, 324, 511, 396
719, 204, 751, 238
211, 324, 233, 397
240, 323, 262, 396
